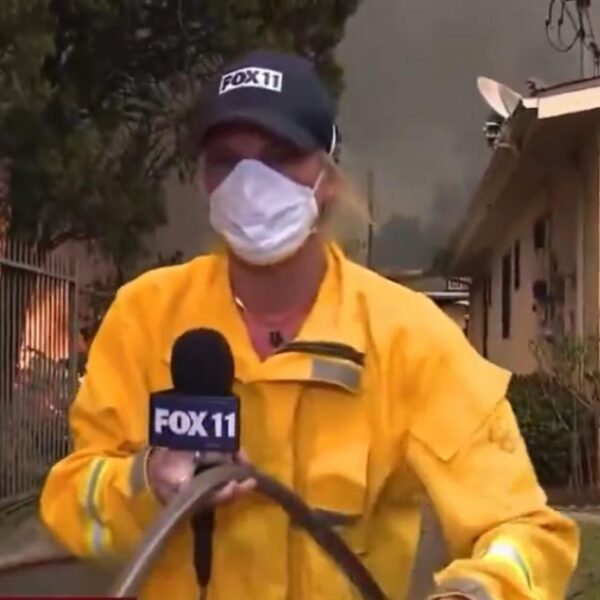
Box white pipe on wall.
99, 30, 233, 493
575, 160, 585, 340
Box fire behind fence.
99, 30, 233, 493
0, 239, 79, 507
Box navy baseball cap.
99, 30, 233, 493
194, 49, 338, 155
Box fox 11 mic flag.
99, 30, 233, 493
149, 391, 240, 453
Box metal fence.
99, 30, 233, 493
0, 239, 78, 507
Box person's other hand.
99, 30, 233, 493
210, 449, 257, 504
146, 447, 256, 506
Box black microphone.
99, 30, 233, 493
170, 328, 234, 397
166, 328, 237, 591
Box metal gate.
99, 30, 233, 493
0, 239, 78, 508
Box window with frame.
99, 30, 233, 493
533, 218, 546, 250
514, 240, 521, 290
485, 273, 492, 307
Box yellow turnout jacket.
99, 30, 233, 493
40, 244, 578, 599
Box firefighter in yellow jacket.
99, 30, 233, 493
40, 49, 578, 600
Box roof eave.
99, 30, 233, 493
445, 102, 538, 274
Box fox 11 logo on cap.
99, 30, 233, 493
219, 66, 283, 95
149, 392, 240, 453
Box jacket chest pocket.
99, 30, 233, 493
296, 385, 371, 556
292, 384, 374, 599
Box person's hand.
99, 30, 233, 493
146, 447, 256, 506
206, 449, 257, 505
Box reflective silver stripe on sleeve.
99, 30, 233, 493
482, 539, 532, 588
90, 520, 105, 554
81, 458, 111, 555
129, 448, 151, 496
84, 458, 106, 523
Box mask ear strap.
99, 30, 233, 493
312, 169, 326, 193
311, 129, 337, 228
328, 124, 338, 156
313, 126, 337, 193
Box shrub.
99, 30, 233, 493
507, 373, 591, 489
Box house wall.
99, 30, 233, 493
466, 134, 600, 374
582, 136, 600, 342
483, 191, 547, 374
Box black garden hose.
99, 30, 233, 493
110, 463, 387, 600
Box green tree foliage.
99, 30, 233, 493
2, 0, 361, 263
47, 1, 359, 110
1, 0, 167, 265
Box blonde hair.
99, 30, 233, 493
319, 153, 374, 250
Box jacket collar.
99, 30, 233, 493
162, 243, 367, 393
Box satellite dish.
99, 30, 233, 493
477, 76, 523, 119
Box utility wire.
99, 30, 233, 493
546, 0, 600, 76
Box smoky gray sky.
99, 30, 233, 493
336, 1, 598, 241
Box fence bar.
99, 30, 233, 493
0, 239, 78, 504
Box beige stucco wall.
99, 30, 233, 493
466, 134, 600, 374
482, 191, 547, 374
581, 137, 600, 340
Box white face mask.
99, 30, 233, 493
208, 159, 322, 266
